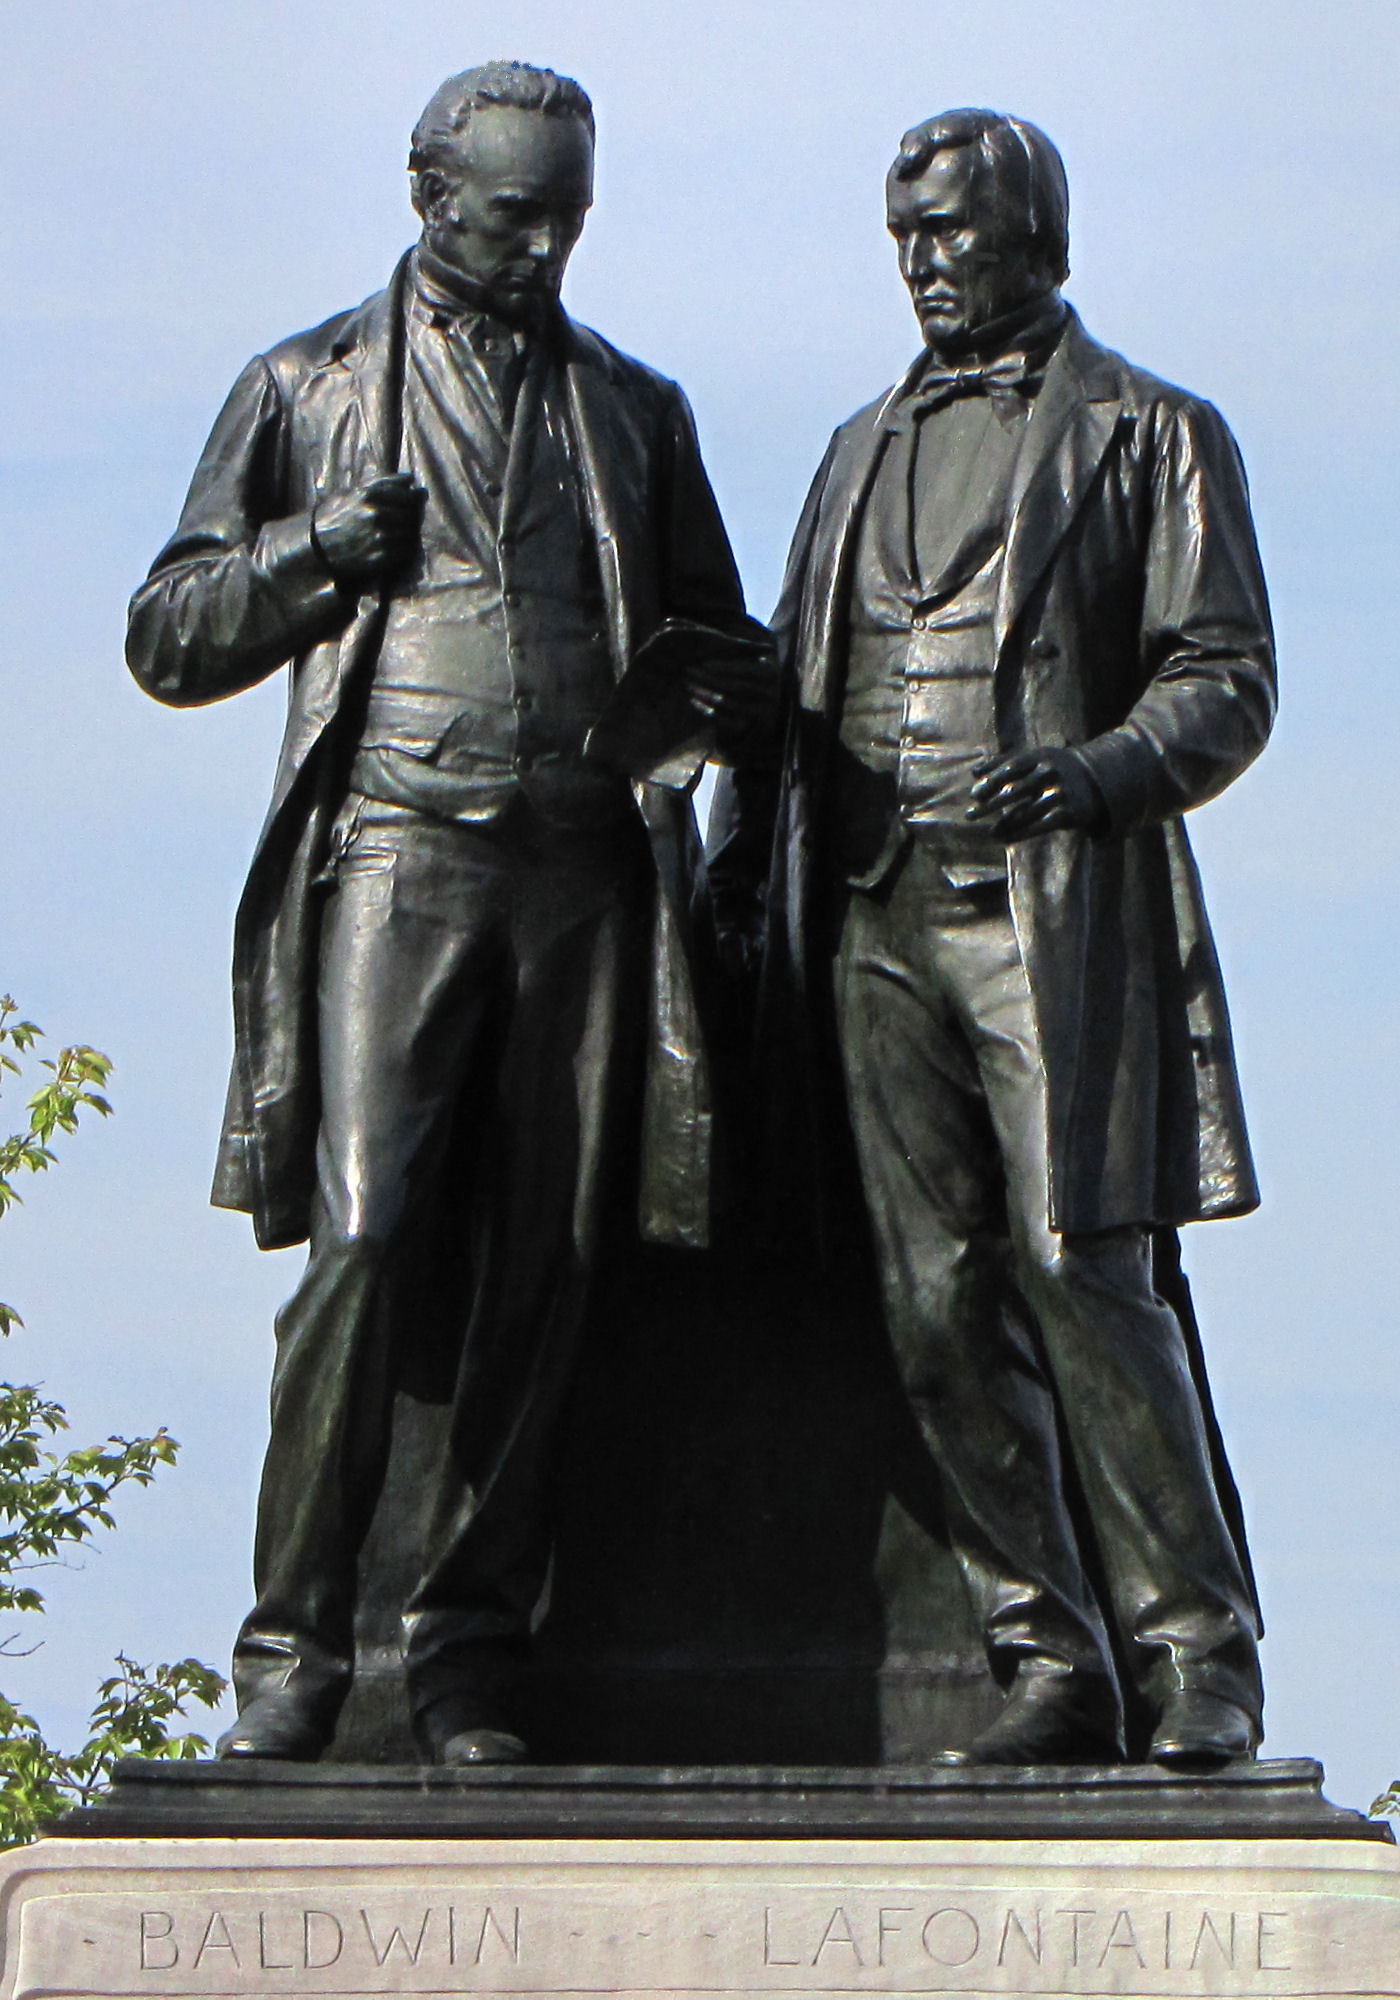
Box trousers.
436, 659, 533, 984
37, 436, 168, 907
833, 836, 1262, 1724
232, 796, 651, 1728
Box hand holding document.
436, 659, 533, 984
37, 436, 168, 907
584, 614, 777, 790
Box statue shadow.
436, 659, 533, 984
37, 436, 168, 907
332, 1218, 1000, 1765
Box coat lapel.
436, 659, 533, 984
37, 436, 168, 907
559, 320, 715, 1247
266, 254, 414, 820
994, 312, 1124, 659
343, 250, 412, 476
563, 322, 646, 680
799, 373, 910, 717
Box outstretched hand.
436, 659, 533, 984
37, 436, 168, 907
967, 746, 1108, 841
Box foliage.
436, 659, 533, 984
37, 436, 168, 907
0, 1660, 226, 1846
0, 997, 225, 1845
0, 997, 112, 1338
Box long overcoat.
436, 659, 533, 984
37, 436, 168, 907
128, 255, 746, 1252
711, 310, 1276, 1235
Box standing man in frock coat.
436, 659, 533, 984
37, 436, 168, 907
710, 108, 1273, 1765
129, 61, 767, 1764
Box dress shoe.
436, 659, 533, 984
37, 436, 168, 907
413, 1696, 529, 1766
936, 1672, 1121, 1767
216, 1691, 331, 1761
1150, 1689, 1258, 1768
435, 1725, 530, 1765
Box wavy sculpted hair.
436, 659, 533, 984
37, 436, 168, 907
409, 61, 595, 184
891, 108, 1070, 288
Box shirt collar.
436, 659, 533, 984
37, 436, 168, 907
411, 244, 564, 358
880, 296, 1067, 436
922, 292, 1068, 376
410, 247, 514, 349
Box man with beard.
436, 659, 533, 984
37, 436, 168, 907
710, 109, 1272, 1766
129, 62, 766, 1764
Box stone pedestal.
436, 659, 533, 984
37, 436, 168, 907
15, 1759, 1394, 1998
4, 1826, 1398, 1997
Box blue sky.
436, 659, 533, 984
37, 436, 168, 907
1, 0, 1397, 1807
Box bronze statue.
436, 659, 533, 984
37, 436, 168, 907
127, 61, 770, 1766
710, 108, 1273, 1767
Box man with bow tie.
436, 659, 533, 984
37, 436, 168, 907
710, 108, 1274, 1766
128, 62, 765, 1765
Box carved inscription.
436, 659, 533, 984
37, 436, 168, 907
128, 1895, 1298, 1983
760, 1896, 1294, 1975
136, 1903, 521, 1976
12, 1867, 1397, 1997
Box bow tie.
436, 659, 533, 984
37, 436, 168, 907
888, 351, 1041, 431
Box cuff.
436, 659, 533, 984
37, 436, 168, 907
254, 512, 353, 633
1075, 727, 1153, 839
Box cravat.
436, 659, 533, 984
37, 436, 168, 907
916, 352, 1039, 406
886, 352, 1041, 433
466, 322, 527, 424
412, 249, 528, 423
885, 295, 1070, 433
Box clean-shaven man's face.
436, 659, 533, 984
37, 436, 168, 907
886, 143, 1044, 351
416, 103, 594, 323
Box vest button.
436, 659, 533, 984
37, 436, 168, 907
504, 588, 522, 608
514, 690, 534, 710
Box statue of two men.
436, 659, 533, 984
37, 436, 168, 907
129, 66, 1274, 1771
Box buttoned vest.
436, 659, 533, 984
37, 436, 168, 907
836, 392, 1024, 884
353, 323, 628, 828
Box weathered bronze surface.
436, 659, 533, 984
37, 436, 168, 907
127, 61, 771, 1766
66, 1757, 1387, 1843
132, 81, 1275, 1776
709, 107, 1274, 1769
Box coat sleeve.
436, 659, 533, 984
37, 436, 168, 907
126, 356, 354, 707
1075, 397, 1277, 837
706, 433, 838, 947
654, 382, 747, 627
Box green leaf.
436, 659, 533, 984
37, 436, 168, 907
0, 999, 222, 1848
